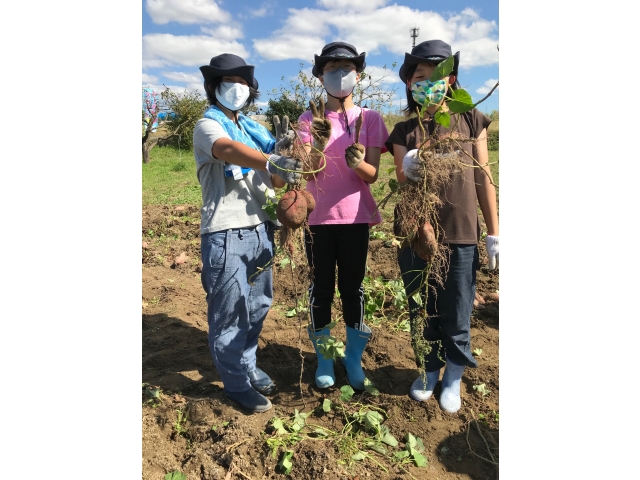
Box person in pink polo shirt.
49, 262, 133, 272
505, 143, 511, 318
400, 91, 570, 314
295, 42, 388, 391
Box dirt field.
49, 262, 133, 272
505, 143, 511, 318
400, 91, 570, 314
142, 204, 499, 480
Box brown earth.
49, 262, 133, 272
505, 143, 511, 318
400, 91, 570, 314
142, 204, 499, 480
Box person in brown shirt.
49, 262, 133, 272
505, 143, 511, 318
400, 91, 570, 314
385, 40, 499, 414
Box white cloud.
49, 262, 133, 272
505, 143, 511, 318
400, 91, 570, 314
145, 0, 231, 25
317, 0, 389, 11
476, 78, 499, 95
142, 33, 249, 68
253, 32, 328, 61
142, 73, 159, 84
162, 71, 203, 84
251, 1, 276, 18
200, 25, 244, 40
252, 6, 498, 68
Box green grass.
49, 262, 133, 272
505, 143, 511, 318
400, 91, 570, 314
489, 150, 499, 188
142, 144, 498, 210
142, 146, 202, 205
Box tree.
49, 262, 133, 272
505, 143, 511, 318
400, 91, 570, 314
141, 86, 208, 163
265, 62, 398, 125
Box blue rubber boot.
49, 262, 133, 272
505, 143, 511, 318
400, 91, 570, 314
307, 326, 336, 388
341, 325, 372, 390
248, 367, 276, 396
439, 358, 466, 413
409, 369, 440, 402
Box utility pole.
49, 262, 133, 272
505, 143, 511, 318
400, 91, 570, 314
410, 27, 419, 47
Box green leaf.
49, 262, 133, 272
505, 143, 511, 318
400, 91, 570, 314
388, 178, 399, 192
313, 427, 329, 437
278, 451, 294, 474
393, 450, 410, 460
414, 437, 426, 453
472, 348, 482, 356
144, 386, 161, 399
364, 411, 383, 432
365, 441, 387, 455
326, 321, 338, 330
364, 378, 380, 396
322, 398, 332, 412
412, 451, 428, 467
447, 101, 475, 114
450, 88, 473, 104
386, 166, 395, 175
285, 307, 297, 317
411, 293, 423, 307
340, 385, 355, 402
434, 110, 450, 128
272, 418, 287, 435
380, 426, 398, 447
164, 472, 186, 480
405, 432, 417, 448
351, 452, 366, 461
429, 56, 455, 82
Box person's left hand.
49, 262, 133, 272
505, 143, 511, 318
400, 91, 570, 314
402, 149, 422, 182
273, 115, 295, 154
345, 143, 365, 169
485, 235, 499, 270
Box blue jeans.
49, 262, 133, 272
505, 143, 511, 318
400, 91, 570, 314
397, 244, 479, 370
200, 222, 275, 392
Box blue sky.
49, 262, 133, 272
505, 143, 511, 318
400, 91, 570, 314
142, 0, 499, 115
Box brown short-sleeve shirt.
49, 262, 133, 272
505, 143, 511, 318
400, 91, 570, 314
385, 109, 491, 244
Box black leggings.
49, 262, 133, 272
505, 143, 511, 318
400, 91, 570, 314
304, 223, 370, 331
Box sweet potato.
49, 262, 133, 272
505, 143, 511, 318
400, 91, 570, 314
298, 190, 316, 213
276, 190, 308, 229
412, 221, 438, 261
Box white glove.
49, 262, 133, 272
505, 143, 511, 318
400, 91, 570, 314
402, 149, 422, 182
485, 235, 499, 270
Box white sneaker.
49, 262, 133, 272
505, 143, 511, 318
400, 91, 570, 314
409, 369, 440, 402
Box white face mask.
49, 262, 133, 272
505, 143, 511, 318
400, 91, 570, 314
322, 68, 358, 98
217, 82, 250, 111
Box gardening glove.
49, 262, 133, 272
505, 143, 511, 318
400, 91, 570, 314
308, 98, 332, 152
402, 149, 423, 182
485, 235, 499, 270
273, 115, 295, 155
345, 143, 365, 169
345, 109, 365, 169
267, 154, 302, 186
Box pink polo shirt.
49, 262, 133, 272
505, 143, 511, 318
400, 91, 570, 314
297, 106, 388, 226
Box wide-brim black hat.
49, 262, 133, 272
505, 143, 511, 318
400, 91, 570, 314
200, 53, 258, 90
398, 40, 460, 83
312, 42, 366, 78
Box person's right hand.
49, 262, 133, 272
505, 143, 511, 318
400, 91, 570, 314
267, 154, 302, 186
402, 149, 423, 182
273, 115, 295, 154
309, 98, 332, 152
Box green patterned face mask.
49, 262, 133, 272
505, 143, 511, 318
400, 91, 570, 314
411, 78, 448, 106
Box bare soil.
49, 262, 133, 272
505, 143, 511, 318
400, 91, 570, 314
142, 204, 499, 480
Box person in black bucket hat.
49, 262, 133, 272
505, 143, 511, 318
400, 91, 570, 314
398, 39, 459, 84
193, 52, 302, 414
200, 53, 259, 90
294, 41, 389, 393
385, 39, 499, 414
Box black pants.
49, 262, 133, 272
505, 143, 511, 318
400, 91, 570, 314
304, 223, 370, 331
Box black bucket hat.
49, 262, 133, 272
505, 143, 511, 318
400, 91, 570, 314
199, 53, 258, 90
398, 40, 460, 83
312, 42, 366, 78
